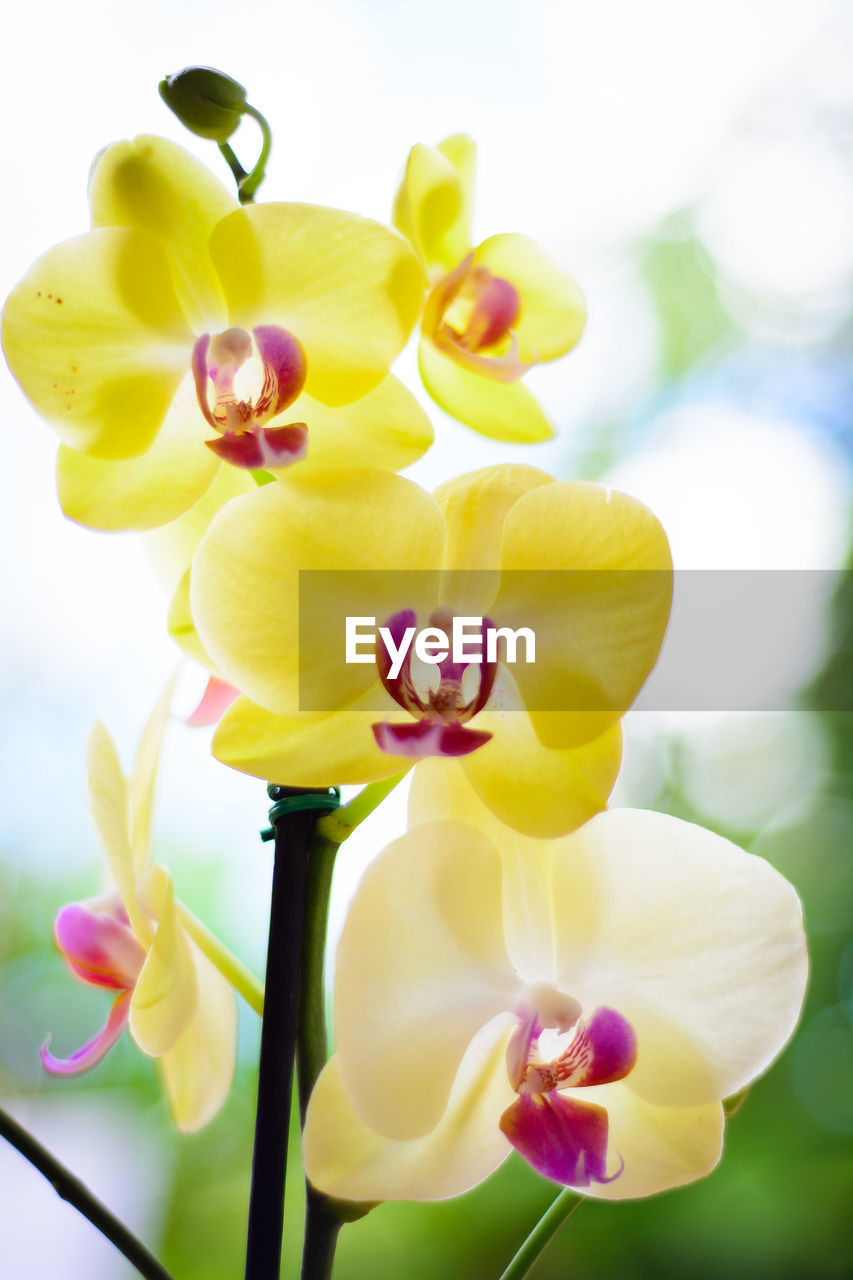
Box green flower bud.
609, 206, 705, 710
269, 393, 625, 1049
159, 67, 247, 142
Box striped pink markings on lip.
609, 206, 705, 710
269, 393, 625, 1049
192, 324, 309, 469
500, 998, 637, 1188
372, 608, 498, 760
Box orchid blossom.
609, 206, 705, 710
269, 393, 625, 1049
302, 763, 808, 1201
41, 686, 237, 1132
393, 134, 586, 441
1, 135, 430, 531
189, 463, 671, 836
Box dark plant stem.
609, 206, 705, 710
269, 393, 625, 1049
244, 790, 325, 1280
297, 832, 342, 1280
0, 1107, 175, 1280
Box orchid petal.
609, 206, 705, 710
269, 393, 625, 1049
304, 1018, 515, 1202
459, 669, 622, 837
279, 375, 434, 476
551, 809, 809, 1108
500, 1091, 616, 1188
54, 902, 144, 990
130, 673, 176, 871
56, 376, 220, 531
86, 721, 149, 943
190, 470, 444, 718
563, 1084, 724, 1201
373, 719, 492, 759
160, 943, 237, 1132
89, 134, 237, 333
418, 335, 554, 442
142, 462, 256, 599
474, 234, 586, 363
495, 481, 672, 749
41, 990, 132, 1076
2, 227, 191, 459
408, 759, 557, 982
186, 676, 240, 728
209, 204, 424, 407
130, 866, 198, 1057
335, 820, 520, 1140
392, 137, 474, 275
213, 695, 408, 788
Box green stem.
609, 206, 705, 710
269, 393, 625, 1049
217, 139, 248, 191
316, 773, 408, 846
0, 1108, 175, 1280
175, 900, 264, 1016
237, 104, 273, 204
498, 1190, 582, 1280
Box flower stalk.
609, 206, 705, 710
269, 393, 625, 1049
498, 1189, 582, 1280
174, 900, 265, 1016
245, 786, 340, 1280
0, 1107, 176, 1280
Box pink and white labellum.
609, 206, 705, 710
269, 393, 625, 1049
500, 993, 637, 1187
372, 608, 497, 759
41, 901, 145, 1075
424, 253, 531, 383
192, 324, 309, 469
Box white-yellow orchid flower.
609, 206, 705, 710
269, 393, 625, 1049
41, 686, 237, 1132
302, 764, 808, 1201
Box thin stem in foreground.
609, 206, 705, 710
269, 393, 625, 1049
498, 1189, 582, 1280
244, 792, 321, 1280
0, 1108, 175, 1280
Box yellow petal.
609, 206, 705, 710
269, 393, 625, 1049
566, 1084, 724, 1201
550, 809, 809, 1108
409, 759, 557, 981
56, 376, 220, 531
418, 336, 554, 442
2, 227, 192, 458
458, 668, 622, 837
209, 204, 425, 406
86, 720, 149, 942
335, 820, 519, 1141
89, 135, 237, 333
143, 462, 256, 598
433, 463, 555, 612
496, 481, 672, 748
392, 137, 475, 275
191, 470, 445, 717
277, 375, 434, 475
304, 1022, 515, 1202
213, 694, 409, 786
160, 941, 237, 1132
130, 674, 176, 871
167, 569, 219, 673
474, 234, 586, 363
130, 865, 198, 1057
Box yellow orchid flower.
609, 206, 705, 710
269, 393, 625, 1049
302, 763, 808, 1201
393, 134, 586, 442
190, 464, 672, 836
1, 136, 430, 532
40, 684, 237, 1133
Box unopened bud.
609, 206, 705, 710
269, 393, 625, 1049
158, 66, 247, 142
